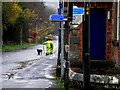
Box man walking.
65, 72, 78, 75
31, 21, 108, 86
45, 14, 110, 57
44, 34, 54, 55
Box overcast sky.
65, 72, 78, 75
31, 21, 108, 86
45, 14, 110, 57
43, 0, 59, 12
43, 0, 59, 2
3, 0, 120, 2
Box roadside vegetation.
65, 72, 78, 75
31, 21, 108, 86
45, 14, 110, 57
2, 43, 41, 52
52, 76, 74, 89
2, 2, 56, 49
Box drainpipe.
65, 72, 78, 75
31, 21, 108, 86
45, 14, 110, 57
117, 0, 120, 67
117, 0, 119, 42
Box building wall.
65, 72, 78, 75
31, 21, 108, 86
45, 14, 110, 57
112, 2, 119, 66
77, 23, 83, 61
77, 2, 113, 61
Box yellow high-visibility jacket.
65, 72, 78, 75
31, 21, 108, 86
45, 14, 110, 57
43, 40, 54, 54
49, 41, 54, 53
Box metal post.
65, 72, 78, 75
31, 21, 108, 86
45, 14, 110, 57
61, 22, 64, 81
64, 23, 70, 90
83, 2, 90, 90
60, 0, 64, 81
36, 22, 37, 44
58, 29, 61, 65
58, 1, 62, 66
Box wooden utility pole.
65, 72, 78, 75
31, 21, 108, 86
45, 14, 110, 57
64, 2, 73, 90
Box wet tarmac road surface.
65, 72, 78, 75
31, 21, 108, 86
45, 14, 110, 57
2, 36, 61, 88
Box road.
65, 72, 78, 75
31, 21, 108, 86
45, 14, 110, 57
2, 36, 60, 88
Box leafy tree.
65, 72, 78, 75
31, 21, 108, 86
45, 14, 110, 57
2, 2, 56, 45
2, 2, 22, 30
2, 2, 38, 44
2, 2, 22, 44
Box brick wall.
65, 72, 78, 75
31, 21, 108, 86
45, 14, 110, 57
112, 2, 116, 41
77, 23, 83, 61
113, 46, 118, 65
106, 6, 112, 60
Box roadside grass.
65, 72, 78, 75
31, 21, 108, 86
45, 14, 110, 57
2, 43, 42, 52
52, 76, 74, 90
56, 80, 74, 90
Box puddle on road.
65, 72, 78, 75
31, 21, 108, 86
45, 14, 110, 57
23, 79, 53, 88
45, 74, 55, 79
17, 61, 28, 65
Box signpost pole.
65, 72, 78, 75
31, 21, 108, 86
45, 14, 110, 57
58, 1, 62, 66
61, 21, 64, 81
49, 1, 65, 81
58, 28, 61, 66
60, 0, 64, 81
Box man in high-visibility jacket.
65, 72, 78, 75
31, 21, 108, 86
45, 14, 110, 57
49, 40, 54, 54
44, 34, 54, 55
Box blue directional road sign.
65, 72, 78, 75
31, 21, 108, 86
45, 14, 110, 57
73, 8, 84, 14
49, 15, 64, 21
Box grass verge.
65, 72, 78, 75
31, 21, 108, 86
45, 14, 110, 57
52, 76, 74, 90
2, 43, 41, 52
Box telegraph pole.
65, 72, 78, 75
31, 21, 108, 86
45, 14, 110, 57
64, 2, 73, 89
83, 2, 90, 90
